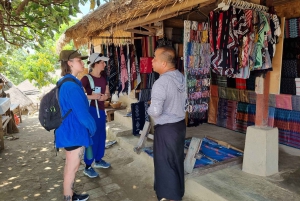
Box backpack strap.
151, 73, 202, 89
84, 74, 100, 118
56, 77, 78, 119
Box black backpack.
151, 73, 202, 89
39, 77, 77, 131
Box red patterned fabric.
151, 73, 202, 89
210, 85, 218, 97
140, 57, 153, 73
275, 94, 292, 110
235, 78, 246, 89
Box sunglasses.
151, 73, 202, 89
68, 50, 81, 60
93, 53, 103, 64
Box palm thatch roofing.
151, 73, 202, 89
57, 0, 215, 51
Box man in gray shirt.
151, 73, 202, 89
147, 46, 186, 201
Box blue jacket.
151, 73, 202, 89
55, 74, 96, 148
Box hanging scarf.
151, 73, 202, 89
108, 44, 118, 95
120, 45, 128, 93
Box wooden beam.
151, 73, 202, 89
140, 26, 157, 33
125, 29, 155, 36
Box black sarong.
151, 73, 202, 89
153, 119, 186, 200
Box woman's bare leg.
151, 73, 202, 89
63, 147, 84, 200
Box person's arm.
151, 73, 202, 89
99, 85, 110, 101
147, 81, 166, 118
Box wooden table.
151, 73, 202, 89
105, 106, 126, 122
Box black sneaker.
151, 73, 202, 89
72, 192, 89, 201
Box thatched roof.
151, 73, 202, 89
57, 0, 215, 51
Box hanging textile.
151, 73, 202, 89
120, 45, 128, 93
131, 101, 149, 136
209, 6, 280, 77
285, 18, 300, 39
108, 44, 118, 95
133, 45, 141, 90
184, 20, 211, 126
127, 44, 131, 96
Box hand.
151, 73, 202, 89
98, 94, 106, 101
92, 93, 101, 100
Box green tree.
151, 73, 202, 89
2, 20, 88, 88
0, 0, 89, 53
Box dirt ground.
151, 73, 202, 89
0, 113, 160, 201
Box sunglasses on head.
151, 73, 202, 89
91, 53, 104, 64
68, 50, 80, 60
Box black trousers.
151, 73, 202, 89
153, 119, 186, 200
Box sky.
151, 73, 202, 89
78, 0, 106, 18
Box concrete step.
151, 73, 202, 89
114, 110, 133, 129
106, 120, 154, 172
185, 165, 300, 201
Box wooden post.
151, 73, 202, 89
254, 0, 274, 127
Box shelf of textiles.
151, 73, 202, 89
208, 86, 300, 149
184, 20, 211, 127
280, 18, 300, 95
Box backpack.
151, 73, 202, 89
39, 77, 77, 131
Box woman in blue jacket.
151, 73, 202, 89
56, 50, 96, 201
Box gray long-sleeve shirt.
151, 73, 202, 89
147, 70, 186, 125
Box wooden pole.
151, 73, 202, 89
254, 0, 274, 127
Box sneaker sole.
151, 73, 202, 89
94, 165, 110, 169
73, 195, 89, 201
83, 171, 99, 178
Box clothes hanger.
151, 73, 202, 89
214, 0, 226, 11
221, 0, 231, 11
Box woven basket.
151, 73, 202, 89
104, 101, 110, 108
110, 101, 122, 109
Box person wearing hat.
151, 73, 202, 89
81, 53, 111, 178
56, 50, 97, 201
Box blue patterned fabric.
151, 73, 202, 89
131, 101, 149, 136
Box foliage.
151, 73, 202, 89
1, 20, 88, 88
0, 0, 89, 53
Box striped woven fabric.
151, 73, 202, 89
274, 108, 290, 131
268, 107, 276, 127
289, 110, 300, 133
248, 90, 256, 104
275, 94, 292, 110
296, 78, 300, 95
217, 75, 227, 87
247, 104, 256, 126
276, 108, 300, 149
226, 100, 238, 130
236, 78, 247, 89
239, 90, 249, 103
217, 98, 228, 128
269, 94, 276, 107
218, 86, 227, 99
236, 102, 249, 133
226, 88, 239, 101
210, 85, 219, 97
292, 95, 300, 111
208, 96, 219, 124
